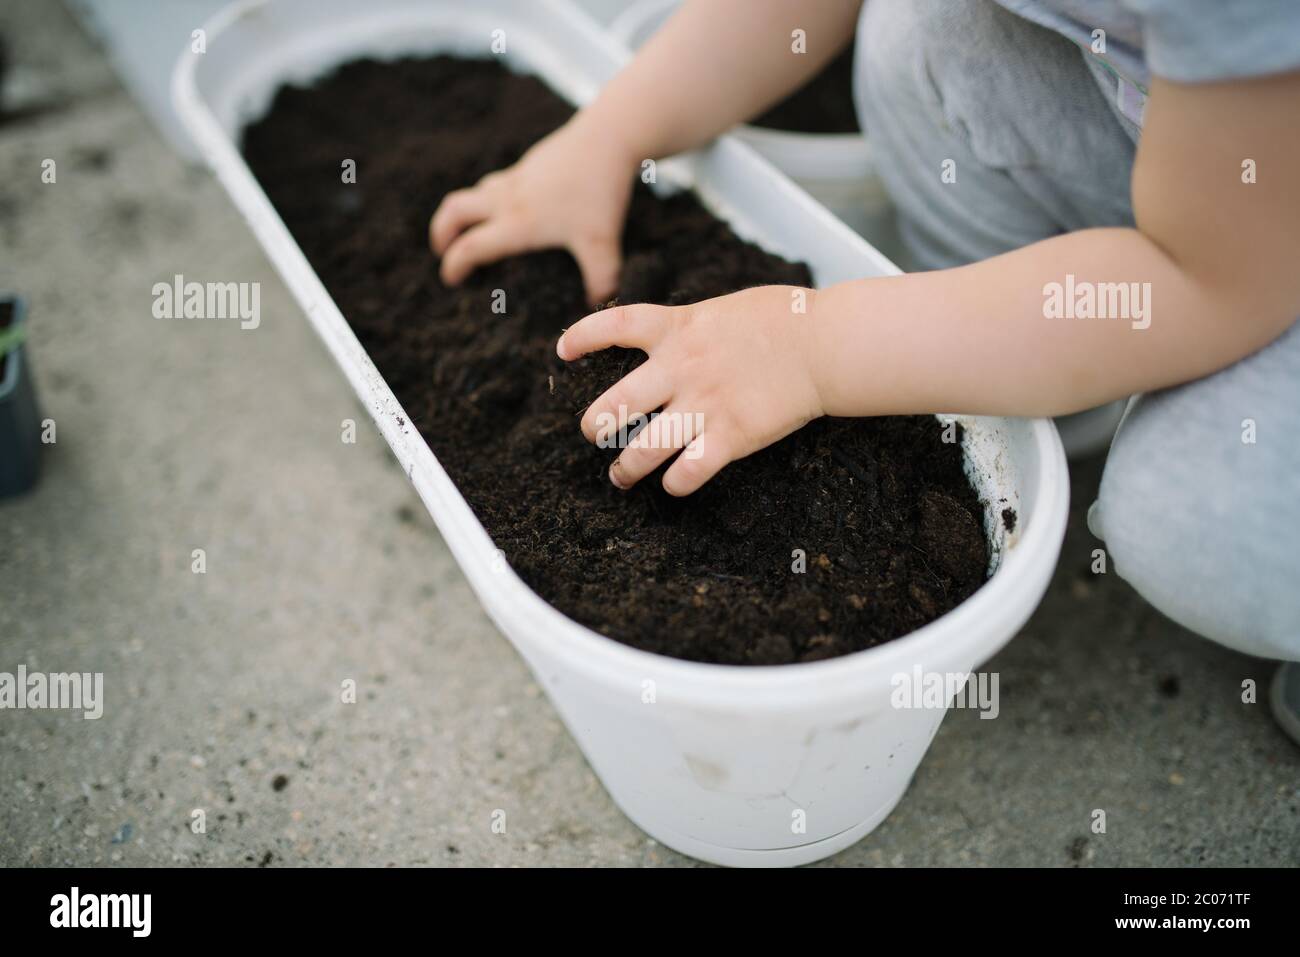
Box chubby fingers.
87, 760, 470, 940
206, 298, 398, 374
557, 303, 674, 361
580, 360, 673, 444
661, 432, 733, 497
431, 173, 537, 286
607, 404, 705, 490
429, 187, 490, 256
569, 236, 622, 308
439, 221, 537, 287
558, 301, 733, 494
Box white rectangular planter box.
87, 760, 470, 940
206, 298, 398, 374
174, 0, 1069, 867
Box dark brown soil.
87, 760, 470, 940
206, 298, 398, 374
241, 56, 987, 665
751, 49, 860, 134
1001, 507, 1018, 534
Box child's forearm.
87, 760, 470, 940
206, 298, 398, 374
553, 68, 1300, 495
577, 0, 861, 165
812, 70, 1300, 421
810, 226, 1295, 418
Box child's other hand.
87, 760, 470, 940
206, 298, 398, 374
557, 286, 825, 495
429, 118, 636, 305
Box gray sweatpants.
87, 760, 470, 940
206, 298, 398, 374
853, 0, 1300, 659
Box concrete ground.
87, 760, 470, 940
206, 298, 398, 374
0, 0, 1295, 868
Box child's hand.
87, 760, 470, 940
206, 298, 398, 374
429, 118, 636, 305
557, 286, 825, 495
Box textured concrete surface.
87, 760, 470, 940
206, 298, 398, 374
1, 0, 1296, 868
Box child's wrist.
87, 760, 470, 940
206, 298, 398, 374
568, 107, 644, 177
803, 281, 867, 418
795, 285, 835, 419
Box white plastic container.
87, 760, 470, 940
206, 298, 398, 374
174, 0, 1068, 867
611, 0, 896, 250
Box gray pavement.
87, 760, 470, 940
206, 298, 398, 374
0, 0, 1296, 868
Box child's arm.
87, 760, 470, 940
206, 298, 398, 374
431, 0, 861, 303
559, 71, 1300, 495
581, 0, 860, 165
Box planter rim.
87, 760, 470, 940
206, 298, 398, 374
173, 0, 1069, 705
733, 123, 869, 152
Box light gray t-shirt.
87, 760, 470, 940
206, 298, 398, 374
993, 0, 1300, 136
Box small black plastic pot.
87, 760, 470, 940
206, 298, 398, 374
0, 293, 43, 497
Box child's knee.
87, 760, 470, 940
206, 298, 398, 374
856, 0, 934, 116
1090, 393, 1300, 661
859, 0, 1059, 140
